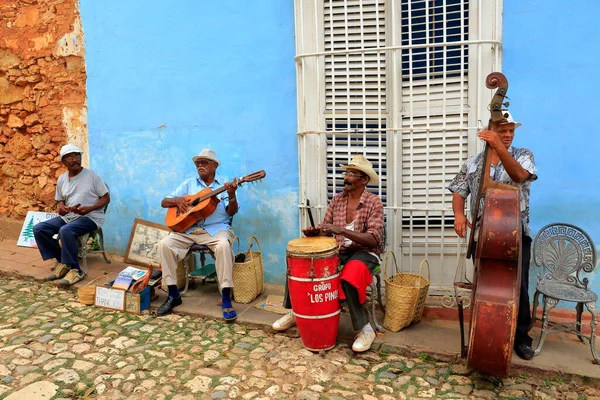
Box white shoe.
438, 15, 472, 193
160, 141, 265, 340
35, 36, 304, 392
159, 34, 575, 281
352, 328, 376, 352
272, 311, 296, 331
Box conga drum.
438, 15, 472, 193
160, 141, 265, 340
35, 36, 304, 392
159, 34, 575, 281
286, 236, 340, 351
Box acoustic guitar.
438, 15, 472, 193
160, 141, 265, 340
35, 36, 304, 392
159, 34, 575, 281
165, 170, 266, 232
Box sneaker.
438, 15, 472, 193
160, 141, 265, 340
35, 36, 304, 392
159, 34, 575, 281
352, 328, 376, 352
46, 263, 70, 281
56, 269, 86, 288
272, 311, 296, 331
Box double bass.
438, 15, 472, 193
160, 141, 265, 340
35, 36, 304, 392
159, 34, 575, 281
457, 73, 522, 377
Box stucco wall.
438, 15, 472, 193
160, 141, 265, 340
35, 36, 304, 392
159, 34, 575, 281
503, 2, 600, 296
79, 1, 298, 284
0, 0, 88, 218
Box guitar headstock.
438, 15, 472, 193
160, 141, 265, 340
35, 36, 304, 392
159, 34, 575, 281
239, 170, 266, 185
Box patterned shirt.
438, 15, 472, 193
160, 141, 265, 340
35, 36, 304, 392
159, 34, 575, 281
323, 189, 385, 255
447, 146, 537, 237
167, 174, 234, 236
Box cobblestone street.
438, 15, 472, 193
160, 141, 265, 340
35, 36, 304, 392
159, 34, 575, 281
0, 275, 598, 400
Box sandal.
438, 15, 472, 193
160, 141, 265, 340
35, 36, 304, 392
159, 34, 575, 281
222, 307, 237, 322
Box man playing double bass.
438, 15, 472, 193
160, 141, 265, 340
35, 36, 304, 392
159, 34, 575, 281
272, 154, 384, 353
157, 148, 239, 321
447, 111, 538, 360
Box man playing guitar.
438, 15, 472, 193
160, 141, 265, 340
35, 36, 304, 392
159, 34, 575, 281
157, 148, 239, 320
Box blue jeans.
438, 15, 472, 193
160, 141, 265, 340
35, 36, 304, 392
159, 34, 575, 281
33, 216, 97, 269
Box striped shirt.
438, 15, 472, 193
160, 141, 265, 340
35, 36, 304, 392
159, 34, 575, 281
323, 189, 385, 256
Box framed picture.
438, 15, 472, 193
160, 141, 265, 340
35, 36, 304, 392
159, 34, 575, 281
124, 218, 171, 267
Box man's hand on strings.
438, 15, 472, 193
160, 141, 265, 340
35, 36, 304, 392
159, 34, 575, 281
173, 197, 191, 215
454, 214, 471, 238
477, 129, 504, 151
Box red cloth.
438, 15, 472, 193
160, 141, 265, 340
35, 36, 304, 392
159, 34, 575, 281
339, 259, 372, 304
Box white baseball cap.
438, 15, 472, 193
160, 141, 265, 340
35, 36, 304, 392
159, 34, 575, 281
60, 144, 83, 159
499, 111, 521, 129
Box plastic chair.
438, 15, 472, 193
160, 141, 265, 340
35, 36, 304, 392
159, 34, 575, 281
531, 222, 599, 364
181, 243, 217, 295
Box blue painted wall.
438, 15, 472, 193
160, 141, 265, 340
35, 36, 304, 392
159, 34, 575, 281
80, 1, 600, 303
504, 2, 600, 298
79, 1, 298, 285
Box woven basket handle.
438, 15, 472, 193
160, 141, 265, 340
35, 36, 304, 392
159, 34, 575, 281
247, 235, 263, 288
247, 235, 262, 255
85, 275, 108, 287
382, 251, 399, 280
418, 259, 431, 287
232, 236, 241, 255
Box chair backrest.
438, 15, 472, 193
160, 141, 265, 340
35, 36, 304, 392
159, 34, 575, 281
102, 183, 110, 214
533, 223, 597, 290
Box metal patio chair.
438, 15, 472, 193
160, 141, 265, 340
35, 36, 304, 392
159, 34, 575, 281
181, 244, 217, 295
531, 222, 599, 364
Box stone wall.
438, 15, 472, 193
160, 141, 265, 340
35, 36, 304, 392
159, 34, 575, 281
0, 0, 87, 219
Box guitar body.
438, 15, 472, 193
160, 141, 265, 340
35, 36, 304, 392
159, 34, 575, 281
467, 188, 521, 377
163, 170, 266, 233
165, 188, 219, 232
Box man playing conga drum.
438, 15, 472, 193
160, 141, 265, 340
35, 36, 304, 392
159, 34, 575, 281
273, 154, 384, 352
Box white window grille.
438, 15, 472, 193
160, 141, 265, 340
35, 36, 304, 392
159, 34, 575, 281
295, 0, 503, 304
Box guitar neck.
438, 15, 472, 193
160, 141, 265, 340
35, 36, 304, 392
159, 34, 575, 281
196, 186, 228, 204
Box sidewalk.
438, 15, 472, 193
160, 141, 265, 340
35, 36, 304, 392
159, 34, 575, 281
0, 236, 598, 383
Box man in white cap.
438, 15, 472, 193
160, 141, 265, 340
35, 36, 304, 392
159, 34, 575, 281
157, 148, 239, 320
447, 111, 538, 361
34, 143, 110, 287
272, 154, 385, 352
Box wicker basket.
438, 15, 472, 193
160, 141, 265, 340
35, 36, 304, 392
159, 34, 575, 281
383, 253, 431, 332
77, 276, 108, 305
232, 236, 264, 304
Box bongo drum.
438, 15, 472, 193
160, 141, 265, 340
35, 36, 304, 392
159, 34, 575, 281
286, 236, 340, 351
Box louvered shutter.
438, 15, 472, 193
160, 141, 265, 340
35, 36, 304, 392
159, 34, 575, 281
324, 0, 388, 209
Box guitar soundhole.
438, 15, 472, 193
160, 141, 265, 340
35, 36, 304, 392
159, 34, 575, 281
192, 198, 200, 207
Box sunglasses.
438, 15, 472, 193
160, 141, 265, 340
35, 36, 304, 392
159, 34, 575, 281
63, 153, 82, 161
195, 159, 215, 166
342, 171, 367, 179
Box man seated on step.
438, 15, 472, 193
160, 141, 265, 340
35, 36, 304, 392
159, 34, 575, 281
157, 148, 239, 321
272, 154, 384, 352
34, 144, 110, 288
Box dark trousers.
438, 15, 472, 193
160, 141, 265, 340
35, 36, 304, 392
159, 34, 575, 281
515, 235, 533, 347
283, 251, 378, 331
472, 234, 533, 348
33, 216, 97, 268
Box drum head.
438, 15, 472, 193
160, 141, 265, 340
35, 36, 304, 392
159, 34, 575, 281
287, 237, 338, 257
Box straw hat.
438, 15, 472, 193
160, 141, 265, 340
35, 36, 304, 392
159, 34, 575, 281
340, 154, 379, 185
60, 144, 83, 159
192, 148, 220, 166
